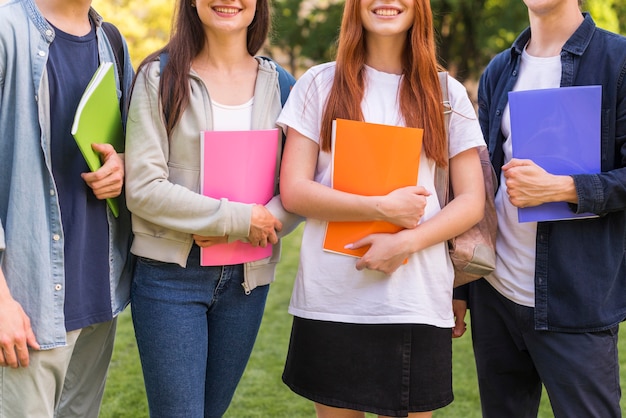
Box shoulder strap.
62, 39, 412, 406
257, 57, 295, 193
101, 22, 125, 112
159, 52, 171, 123
439, 71, 452, 129
258, 56, 295, 107
435, 71, 451, 209
160, 51, 169, 75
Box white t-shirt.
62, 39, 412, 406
485, 48, 561, 307
277, 62, 486, 327
212, 98, 254, 131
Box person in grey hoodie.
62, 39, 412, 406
123, 0, 299, 416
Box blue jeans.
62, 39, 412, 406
131, 246, 269, 418
469, 279, 621, 418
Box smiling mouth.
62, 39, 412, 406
373, 9, 400, 16
214, 6, 239, 14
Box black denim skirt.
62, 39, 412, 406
282, 317, 453, 417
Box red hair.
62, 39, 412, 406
319, 0, 447, 167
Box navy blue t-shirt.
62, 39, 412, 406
48, 20, 113, 331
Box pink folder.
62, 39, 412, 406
200, 129, 279, 266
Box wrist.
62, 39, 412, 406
550, 175, 578, 204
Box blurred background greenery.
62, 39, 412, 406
91, 0, 626, 96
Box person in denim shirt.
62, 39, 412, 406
462, 0, 626, 417
0, 0, 133, 416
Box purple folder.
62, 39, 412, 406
509, 85, 601, 222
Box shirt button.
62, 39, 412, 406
38, 50, 46, 57
52, 234, 60, 241
49, 189, 55, 196
54, 284, 62, 291
45, 29, 53, 36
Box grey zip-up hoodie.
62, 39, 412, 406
125, 57, 301, 293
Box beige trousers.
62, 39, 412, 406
0, 318, 117, 418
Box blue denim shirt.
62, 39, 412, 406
0, 0, 134, 348
477, 14, 626, 332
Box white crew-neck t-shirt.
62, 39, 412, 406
277, 62, 486, 327
211, 97, 254, 131
485, 47, 562, 307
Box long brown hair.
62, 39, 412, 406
133, 0, 270, 136
319, 0, 447, 167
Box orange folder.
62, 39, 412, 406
323, 119, 423, 257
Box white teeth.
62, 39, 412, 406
374, 9, 399, 16
214, 7, 238, 13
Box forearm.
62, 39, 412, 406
265, 195, 304, 238
541, 174, 578, 204
281, 178, 387, 222
402, 191, 484, 254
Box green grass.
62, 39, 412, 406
100, 225, 624, 417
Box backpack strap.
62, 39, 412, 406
257, 57, 295, 194
160, 51, 169, 75
159, 52, 172, 124
258, 56, 295, 107
439, 71, 452, 127
435, 71, 452, 209
101, 22, 125, 113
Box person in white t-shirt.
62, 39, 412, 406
276, 0, 486, 416
466, 0, 626, 417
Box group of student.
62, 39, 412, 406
0, 0, 625, 417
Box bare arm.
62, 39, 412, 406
279, 127, 430, 228
353, 147, 485, 274
452, 299, 468, 338
503, 158, 577, 208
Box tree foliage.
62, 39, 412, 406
90, 0, 626, 83
432, 0, 528, 81
92, 0, 173, 68
268, 0, 343, 74
269, 0, 626, 82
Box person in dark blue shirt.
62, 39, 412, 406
460, 0, 626, 417
0, 0, 133, 416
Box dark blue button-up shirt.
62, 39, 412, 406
477, 14, 626, 332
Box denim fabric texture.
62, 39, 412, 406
477, 13, 626, 332
0, 0, 134, 348
131, 246, 269, 418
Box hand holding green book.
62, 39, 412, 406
71, 61, 124, 217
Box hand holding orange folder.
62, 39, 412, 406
323, 119, 424, 257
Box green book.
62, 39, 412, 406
71, 62, 124, 217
